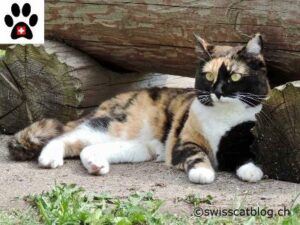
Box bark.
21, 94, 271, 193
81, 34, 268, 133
45, 0, 300, 86
0, 41, 194, 134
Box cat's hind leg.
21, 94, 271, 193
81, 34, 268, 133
38, 125, 111, 168
80, 140, 157, 175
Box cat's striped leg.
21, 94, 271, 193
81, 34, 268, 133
80, 140, 159, 175
172, 142, 215, 184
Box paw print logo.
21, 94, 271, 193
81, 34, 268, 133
4, 3, 38, 40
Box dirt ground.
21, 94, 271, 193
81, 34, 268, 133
0, 135, 299, 215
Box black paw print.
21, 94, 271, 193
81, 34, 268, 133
4, 3, 38, 40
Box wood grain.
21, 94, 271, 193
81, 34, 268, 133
45, 0, 300, 86
253, 82, 300, 183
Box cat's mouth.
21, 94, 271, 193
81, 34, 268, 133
210, 93, 236, 103
196, 92, 237, 105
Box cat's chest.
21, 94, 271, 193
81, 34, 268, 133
190, 99, 261, 163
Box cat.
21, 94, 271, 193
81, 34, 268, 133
8, 33, 270, 184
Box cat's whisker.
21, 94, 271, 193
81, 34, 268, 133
236, 94, 262, 101
238, 96, 274, 123
238, 96, 259, 107
239, 92, 267, 96
238, 95, 261, 103
238, 92, 268, 97
237, 93, 267, 99
238, 95, 272, 107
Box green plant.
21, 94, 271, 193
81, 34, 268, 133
0, 209, 40, 225
0, 50, 5, 57
28, 183, 186, 225
177, 194, 214, 206
3, 184, 298, 225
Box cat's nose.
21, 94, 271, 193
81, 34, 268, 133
212, 82, 223, 99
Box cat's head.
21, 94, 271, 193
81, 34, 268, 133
194, 33, 270, 107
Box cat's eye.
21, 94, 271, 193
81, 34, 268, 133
231, 73, 241, 82
205, 73, 214, 82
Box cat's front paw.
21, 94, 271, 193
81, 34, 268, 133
188, 167, 215, 184
236, 162, 263, 182
84, 158, 110, 175
80, 146, 110, 175
38, 141, 64, 168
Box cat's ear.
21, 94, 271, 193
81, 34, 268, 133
194, 33, 214, 59
245, 33, 263, 55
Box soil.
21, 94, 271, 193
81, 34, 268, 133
0, 135, 299, 215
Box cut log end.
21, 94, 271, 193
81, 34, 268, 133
0, 45, 82, 134
253, 81, 300, 183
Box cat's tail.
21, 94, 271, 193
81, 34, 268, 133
8, 119, 77, 161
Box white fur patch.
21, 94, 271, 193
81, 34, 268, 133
191, 98, 261, 166
246, 34, 262, 55
247, 42, 261, 54
38, 140, 64, 168
188, 167, 215, 184
236, 162, 263, 182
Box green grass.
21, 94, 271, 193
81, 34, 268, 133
0, 50, 5, 58
0, 184, 299, 225
28, 184, 187, 225
0, 209, 40, 225
176, 194, 214, 206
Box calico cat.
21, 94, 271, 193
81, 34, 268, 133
8, 33, 269, 184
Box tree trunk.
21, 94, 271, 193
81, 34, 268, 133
45, 0, 300, 86
0, 41, 194, 134
253, 81, 300, 183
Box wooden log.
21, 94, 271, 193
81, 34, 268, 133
253, 81, 300, 183
0, 41, 194, 134
45, 0, 300, 86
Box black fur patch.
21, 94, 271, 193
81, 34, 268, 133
217, 121, 256, 171
88, 117, 112, 130
123, 93, 138, 110
161, 108, 173, 143
197, 95, 213, 106
175, 109, 190, 137
171, 141, 207, 166
186, 157, 204, 171
109, 105, 127, 123
148, 87, 162, 101
112, 113, 127, 122
55, 123, 64, 134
